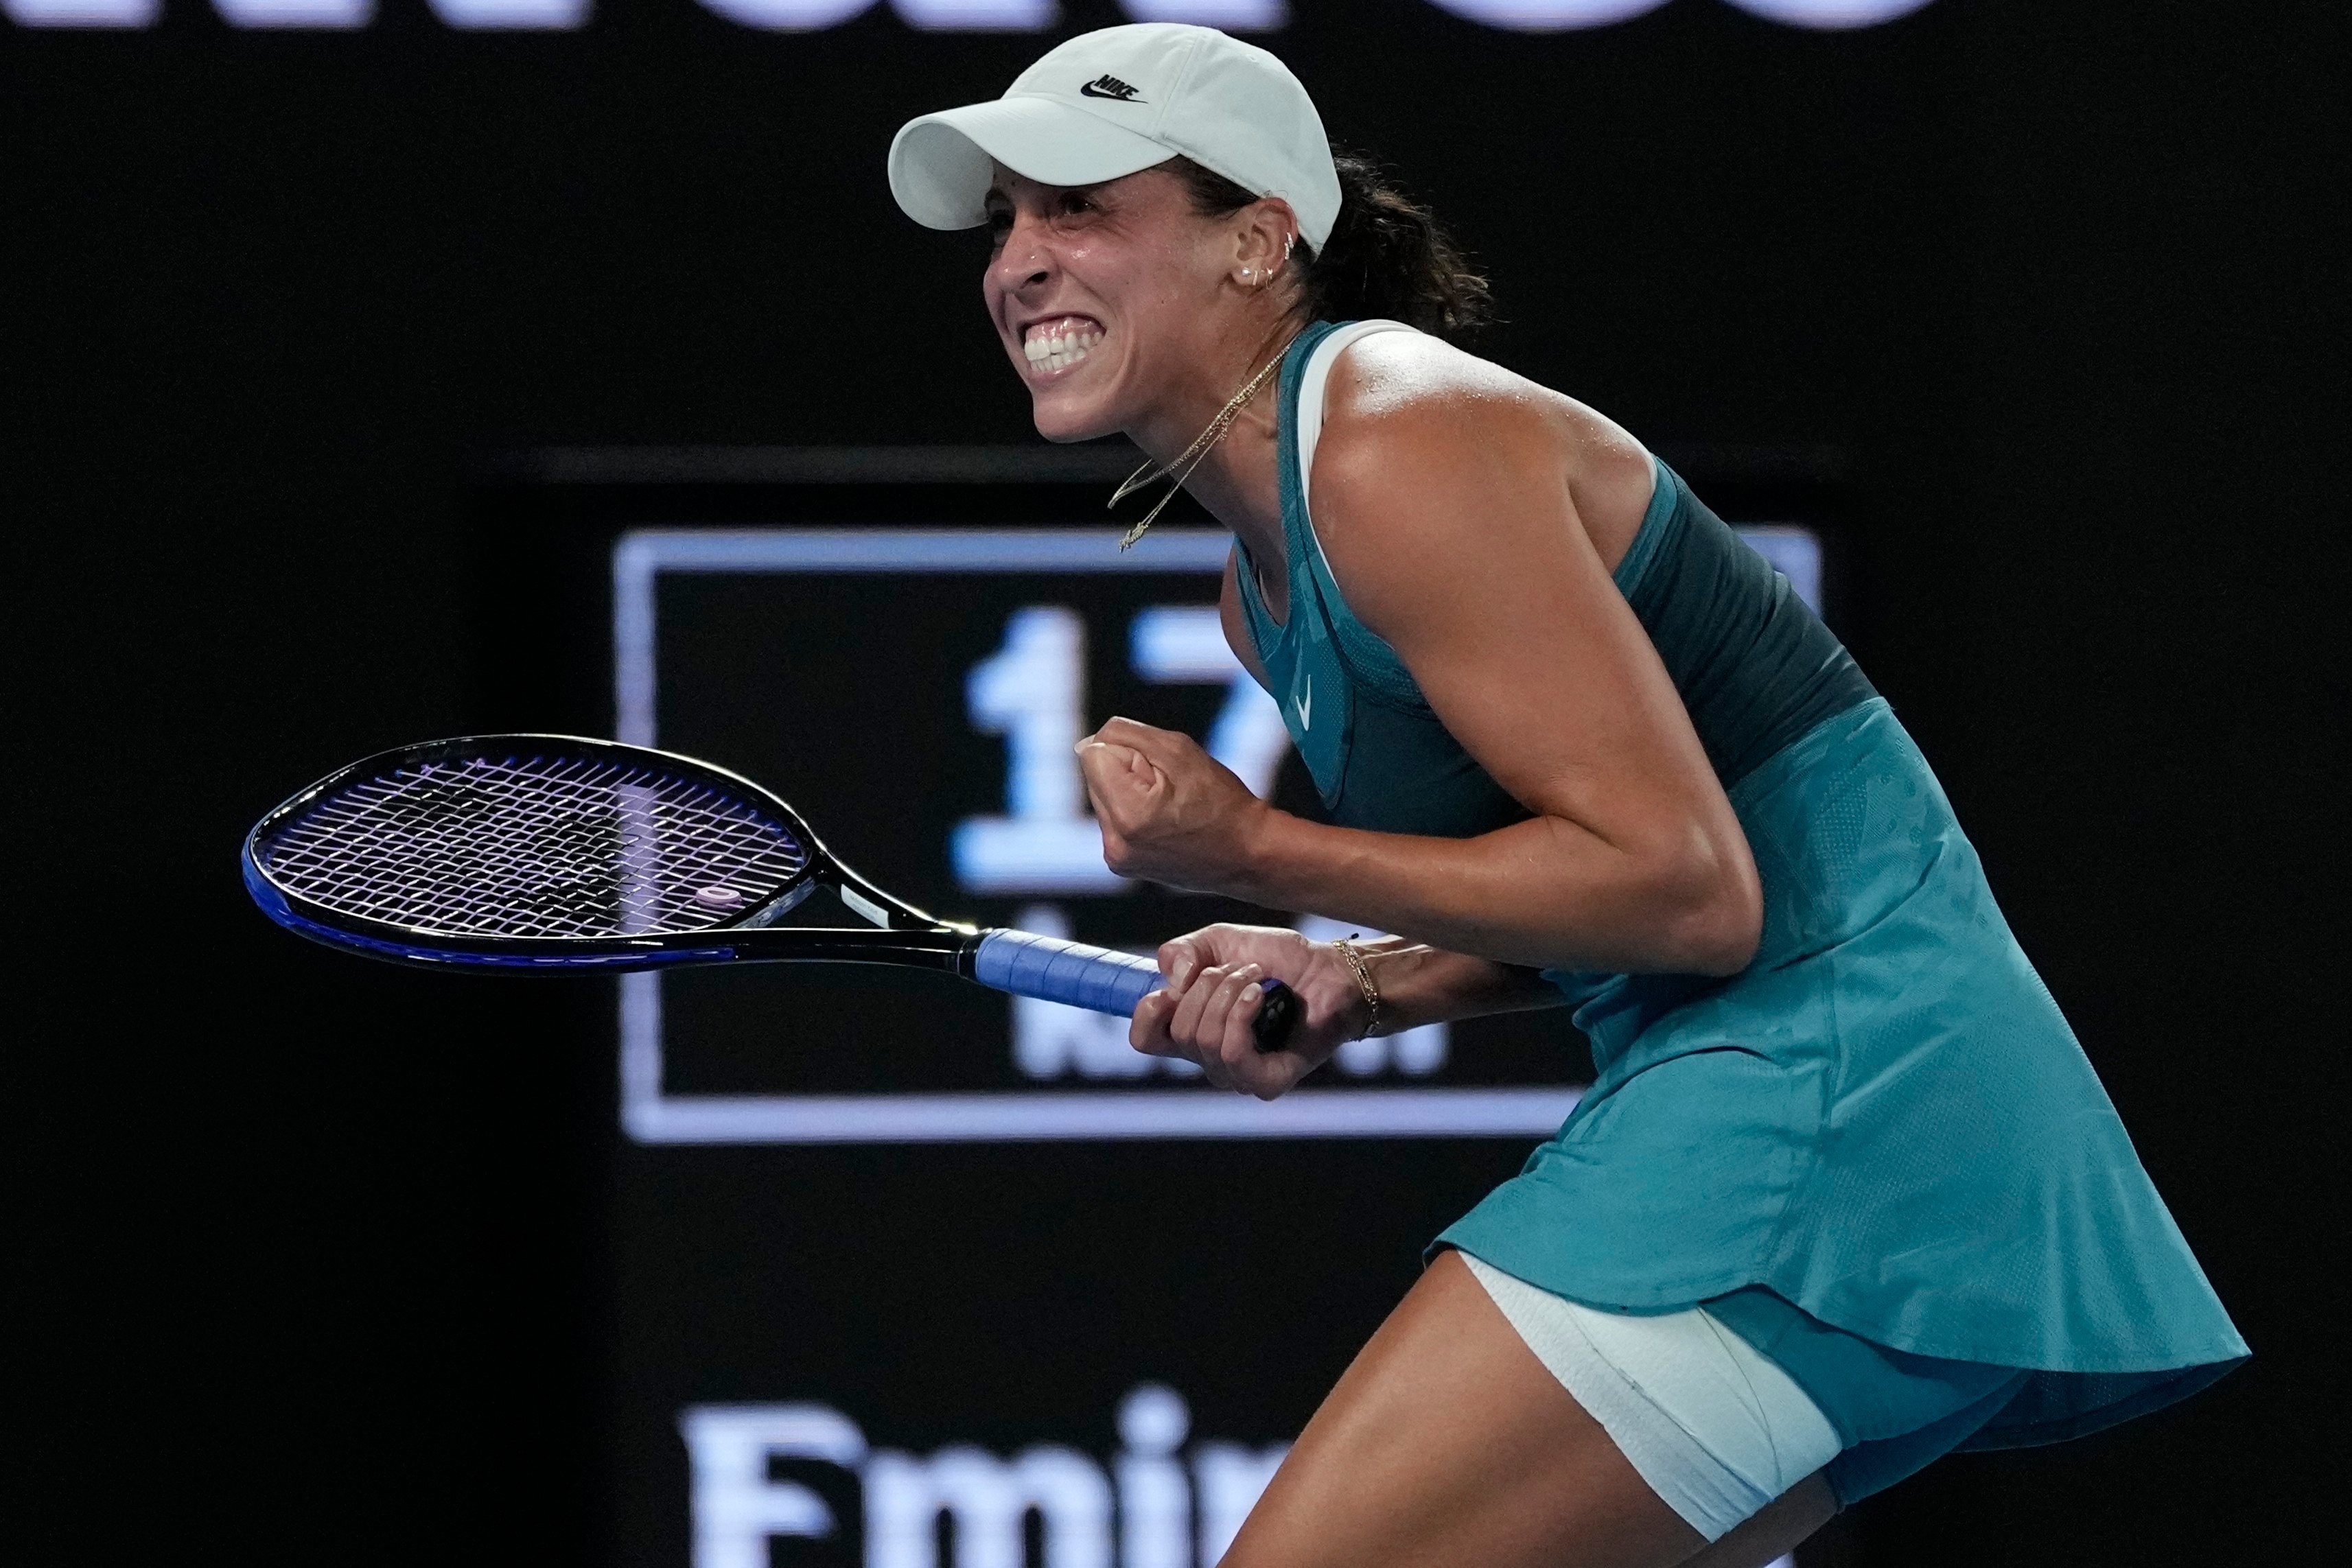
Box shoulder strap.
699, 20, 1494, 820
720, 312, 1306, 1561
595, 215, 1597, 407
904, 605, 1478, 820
1279, 318, 1434, 716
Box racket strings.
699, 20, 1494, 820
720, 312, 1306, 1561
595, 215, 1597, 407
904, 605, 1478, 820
261, 752, 808, 938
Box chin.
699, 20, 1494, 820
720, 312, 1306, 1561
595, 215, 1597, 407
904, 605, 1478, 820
1028, 389, 1123, 445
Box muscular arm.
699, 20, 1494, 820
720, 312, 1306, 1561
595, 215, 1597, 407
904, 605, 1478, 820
1096, 341, 1760, 979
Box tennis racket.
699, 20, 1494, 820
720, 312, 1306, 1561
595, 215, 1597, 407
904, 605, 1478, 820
242, 734, 1299, 1051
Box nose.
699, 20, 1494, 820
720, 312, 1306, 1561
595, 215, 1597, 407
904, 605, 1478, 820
988, 209, 1056, 296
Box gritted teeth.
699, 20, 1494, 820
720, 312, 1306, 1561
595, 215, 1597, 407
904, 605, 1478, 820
1022, 316, 1104, 374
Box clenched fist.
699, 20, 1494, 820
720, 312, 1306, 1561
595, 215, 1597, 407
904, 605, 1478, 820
1075, 716, 1272, 894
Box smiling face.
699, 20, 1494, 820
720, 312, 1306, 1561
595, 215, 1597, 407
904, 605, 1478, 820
982, 163, 1295, 446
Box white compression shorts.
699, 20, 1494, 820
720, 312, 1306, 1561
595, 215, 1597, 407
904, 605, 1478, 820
1462, 1253, 1842, 1541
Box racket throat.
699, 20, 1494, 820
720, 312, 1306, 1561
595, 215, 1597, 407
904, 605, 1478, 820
823, 861, 953, 934
836, 882, 896, 929
725, 926, 979, 972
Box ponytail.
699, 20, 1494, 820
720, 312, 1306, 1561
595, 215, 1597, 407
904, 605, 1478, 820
1172, 148, 1493, 339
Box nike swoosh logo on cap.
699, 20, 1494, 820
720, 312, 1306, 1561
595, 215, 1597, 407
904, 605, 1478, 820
1079, 75, 1145, 102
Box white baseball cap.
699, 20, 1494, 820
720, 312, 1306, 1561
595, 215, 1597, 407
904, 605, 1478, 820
887, 23, 1342, 251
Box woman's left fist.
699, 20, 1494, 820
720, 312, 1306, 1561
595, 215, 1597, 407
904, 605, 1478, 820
1074, 717, 1270, 893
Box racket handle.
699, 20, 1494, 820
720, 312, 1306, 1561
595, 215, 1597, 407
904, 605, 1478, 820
971, 929, 1298, 1053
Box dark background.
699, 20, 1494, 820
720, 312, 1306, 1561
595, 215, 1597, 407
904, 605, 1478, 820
7, 1, 2341, 1563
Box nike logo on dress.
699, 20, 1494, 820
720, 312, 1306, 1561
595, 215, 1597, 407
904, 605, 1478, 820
1080, 75, 1144, 102
1294, 677, 1313, 732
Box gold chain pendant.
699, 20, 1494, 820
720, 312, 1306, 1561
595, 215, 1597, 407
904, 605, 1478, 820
1113, 344, 1291, 550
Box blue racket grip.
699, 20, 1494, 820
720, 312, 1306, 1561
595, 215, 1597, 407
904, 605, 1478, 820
972, 929, 1299, 1052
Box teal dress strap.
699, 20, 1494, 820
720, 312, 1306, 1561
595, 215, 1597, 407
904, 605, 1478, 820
1234, 320, 1360, 812
1615, 453, 1677, 597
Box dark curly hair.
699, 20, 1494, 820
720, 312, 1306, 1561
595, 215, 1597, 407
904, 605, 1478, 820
1169, 149, 1493, 339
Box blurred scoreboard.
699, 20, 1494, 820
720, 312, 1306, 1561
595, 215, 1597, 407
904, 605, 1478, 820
474, 445, 1830, 1568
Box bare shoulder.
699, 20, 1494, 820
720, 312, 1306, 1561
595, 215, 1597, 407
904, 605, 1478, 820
1307, 334, 1655, 632
1322, 329, 1525, 415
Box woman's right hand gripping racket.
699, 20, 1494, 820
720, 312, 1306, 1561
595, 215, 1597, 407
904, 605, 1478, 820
242, 734, 1299, 1053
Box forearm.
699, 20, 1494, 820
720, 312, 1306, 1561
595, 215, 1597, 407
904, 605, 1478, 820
1344, 938, 1566, 1033
1233, 806, 1753, 976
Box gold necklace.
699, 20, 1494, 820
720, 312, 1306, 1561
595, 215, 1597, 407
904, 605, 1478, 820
1112, 339, 1293, 550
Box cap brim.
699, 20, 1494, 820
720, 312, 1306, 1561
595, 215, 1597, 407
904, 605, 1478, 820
888, 96, 1177, 231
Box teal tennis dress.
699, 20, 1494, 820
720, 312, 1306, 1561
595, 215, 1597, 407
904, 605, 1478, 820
1234, 320, 2246, 1503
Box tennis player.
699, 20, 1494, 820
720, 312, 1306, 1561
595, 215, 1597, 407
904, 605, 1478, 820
889, 25, 2244, 1567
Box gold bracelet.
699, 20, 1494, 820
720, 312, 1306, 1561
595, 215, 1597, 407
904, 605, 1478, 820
1331, 935, 1383, 1040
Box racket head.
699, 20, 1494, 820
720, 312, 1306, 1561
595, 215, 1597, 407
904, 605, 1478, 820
242, 735, 828, 970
